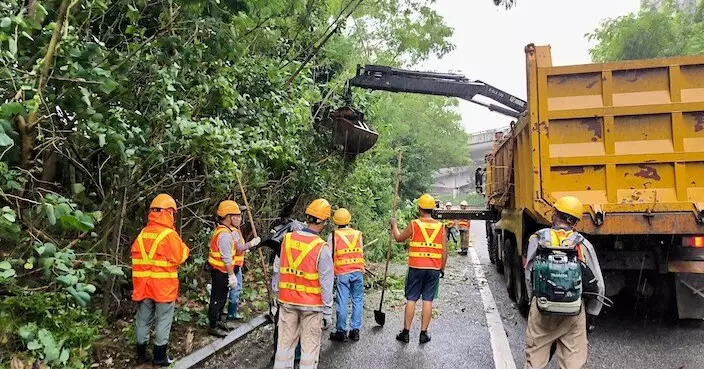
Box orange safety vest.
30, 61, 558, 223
458, 219, 470, 230
208, 225, 233, 273
333, 228, 364, 275
233, 228, 245, 267
408, 219, 445, 270
444, 219, 456, 228
131, 226, 187, 303
278, 231, 325, 307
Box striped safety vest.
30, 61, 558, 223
333, 228, 364, 275
458, 219, 470, 230
408, 219, 444, 270
208, 225, 234, 273
131, 227, 183, 302
278, 231, 325, 307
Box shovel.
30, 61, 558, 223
375, 152, 402, 327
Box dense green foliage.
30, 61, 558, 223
588, 0, 704, 61
0, 0, 468, 365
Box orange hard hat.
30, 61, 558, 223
217, 200, 241, 217
333, 208, 352, 225
150, 194, 177, 211
305, 198, 331, 221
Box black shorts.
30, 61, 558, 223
405, 267, 440, 302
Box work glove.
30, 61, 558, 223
228, 273, 238, 289
246, 237, 261, 249
440, 269, 445, 279
322, 315, 331, 331
586, 314, 597, 334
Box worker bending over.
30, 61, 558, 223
457, 200, 471, 256
390, 193, 447, 344
207, 200, 260, 337
328, 208, 365, 342
274, 199, 334, 369
131, 194, 190, 366
523, 196, 605, 369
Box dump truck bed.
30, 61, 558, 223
489, 45, 704, 235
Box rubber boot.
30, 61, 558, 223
208, 326, 229, 338
218, 320, 237, 331
152, 345, 174, 367
348, 329, 360, 341
419, 331, 431, 344
136, 343, 150, 364
396, 329, 410, 343
227, 302, 239, 320
329, 331, 347, 342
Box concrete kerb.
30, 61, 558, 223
174, 314, 271, 369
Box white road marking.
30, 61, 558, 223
469, 247, 517, 369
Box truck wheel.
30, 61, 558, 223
503, 238, 516, 300
513, 249, 529, 316
487, 229, 496, 265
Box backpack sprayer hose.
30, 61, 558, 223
582, 292, 615, 308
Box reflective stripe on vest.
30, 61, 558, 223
278, 232, 325, 307
333, 228, 364, 275
133, 229, 174, 269
208, 226, 233, 272
408, 219, 444, 270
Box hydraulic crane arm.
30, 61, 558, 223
348, 65, 527, 118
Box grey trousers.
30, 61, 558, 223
135, 299, 175, 346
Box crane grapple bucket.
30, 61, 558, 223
330, 106, 379, 157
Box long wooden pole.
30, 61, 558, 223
235, 171, 274, 317
379, 151, 402, 311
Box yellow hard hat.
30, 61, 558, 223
417, 194, 436, 210
305, 198, 331, 220
150, 194, 177, 211
333, 208, 352, 225
460, 200, 468, 207
554, 196, 583, 219
217, 200, 241, 217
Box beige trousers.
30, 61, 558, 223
524, 298, 588, 369
274, 304, 323, 369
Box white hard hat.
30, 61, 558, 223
445, 202, 452, 206
460, 200, 468, 206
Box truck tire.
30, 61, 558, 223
487, 223, 496, 265
513, 249, 529, 316
503, 238, 516, 301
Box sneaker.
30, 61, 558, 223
419, 331, 431, 344
395, 330, 410, 343
208, 327, 228, 338
329, 331, 347, 342
348, 329, 360, 341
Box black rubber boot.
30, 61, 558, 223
152, 345, 174, 367
329, 331, 347, 342
396, 329, 410, 343
419, 331, 431, 344
348, 329, 360, 341
136, 343, 150, 364
208, 326, 229, 338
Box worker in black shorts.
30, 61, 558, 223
390, 193, 447, 344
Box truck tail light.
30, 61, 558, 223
682, 236, 704, 248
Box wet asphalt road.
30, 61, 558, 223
199, 221, 704, 369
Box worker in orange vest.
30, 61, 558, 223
131, 194, 190, 366
273, 199, 334, 369
457, 200, 471, 256
207, 200, 261, 337
328, 208, 365, 342
390, 193, 447, 344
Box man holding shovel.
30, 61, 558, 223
390, 193, 447, 344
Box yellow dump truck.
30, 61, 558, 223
486, 44, 704, 319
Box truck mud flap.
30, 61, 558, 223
674, 273, 704, 319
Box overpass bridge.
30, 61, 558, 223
433, 126, 509, 196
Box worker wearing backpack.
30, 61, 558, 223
523, 196, 605, 369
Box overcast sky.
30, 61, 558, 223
418, 0, 641, 134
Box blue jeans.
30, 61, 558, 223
227, 268, 243, 317
335, 271, 364, 332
